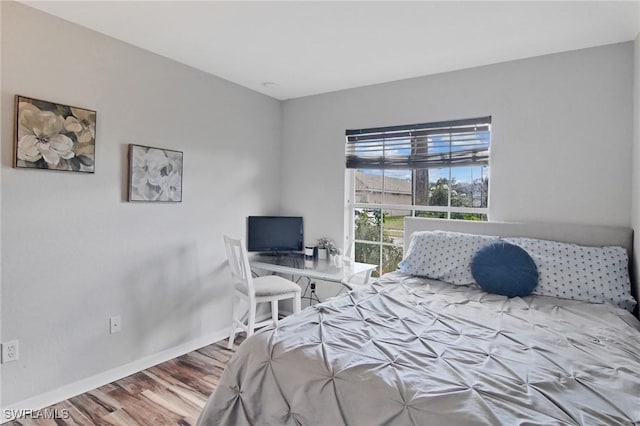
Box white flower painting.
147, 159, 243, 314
15, 96, 96, 173
128, 145, 183, 202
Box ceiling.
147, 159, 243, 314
22, 1, 640, 100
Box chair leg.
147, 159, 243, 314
227, 293, 237, 350
271, 300, 279, 327
293, 293, 301, 313
247, 300, 256, 338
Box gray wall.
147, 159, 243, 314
633, 34, 640, 295
1, 2, 282, 405
0, 0, 4, 411
281, 43, 634, 250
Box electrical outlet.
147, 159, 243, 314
110, 315, 122, 334
2, 340, 19, 363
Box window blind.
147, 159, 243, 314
345, 116, 491, 170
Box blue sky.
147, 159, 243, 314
362, 166, 487, 182
359, 131, 490, 182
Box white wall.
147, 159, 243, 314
1, 2, 282, 406
281, 43, 634, 249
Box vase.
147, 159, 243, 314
317, 248, 328, 260
304, 246, 315, 258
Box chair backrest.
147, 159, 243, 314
223, 235, 255, 299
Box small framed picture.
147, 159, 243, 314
15, 95, 96, 173
128, 144, 183, 202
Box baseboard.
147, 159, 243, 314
2, 328, 229, 422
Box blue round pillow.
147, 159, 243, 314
471, 241, 538, 298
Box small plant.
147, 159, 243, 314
317, 237, 333, 249
318, 238, 342, 255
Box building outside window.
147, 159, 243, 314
345, 117, 491, 276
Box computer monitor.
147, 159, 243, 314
247, 216, 304, 253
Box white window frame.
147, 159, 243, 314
345, 172, 489, 275
344, 118, 491, 274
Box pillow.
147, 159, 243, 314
503, 237, 636, 312
398, 231, 499, 285
471, 241, 539, 297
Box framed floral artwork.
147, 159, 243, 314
15, 95, 96, 173
128, 144, 183, 202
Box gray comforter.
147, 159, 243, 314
198, 272, 640, 425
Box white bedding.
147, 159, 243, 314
198, 272, 640, 425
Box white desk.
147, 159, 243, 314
250, 255, 377, 303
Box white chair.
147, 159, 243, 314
224, 236, 301, 349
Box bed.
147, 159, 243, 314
198, 219, 640, 425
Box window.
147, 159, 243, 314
345, 117, 491, 276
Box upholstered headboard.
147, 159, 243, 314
403, 218, 637, 314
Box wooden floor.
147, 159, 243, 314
5, 337, 243, 426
